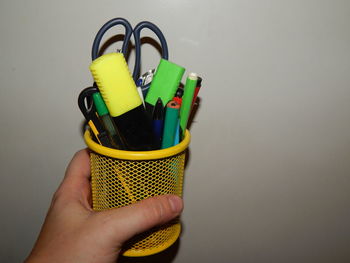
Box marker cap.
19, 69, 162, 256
145, 59, 185, 106
90, 53, 142, 117
92, 92, 109, 116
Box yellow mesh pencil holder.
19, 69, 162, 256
84, 129, 190, 257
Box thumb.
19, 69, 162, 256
95, 195, 183, 245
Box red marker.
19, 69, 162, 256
173, 96, 182, 105
192, 76, 202, 107
173, 87, 184, 106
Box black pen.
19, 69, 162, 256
152, 98, 165, 149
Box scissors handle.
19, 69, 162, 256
78, 86, 103, 132
132, 21, 169, 81
91, 18, 169, 82
91, 17, 133, 61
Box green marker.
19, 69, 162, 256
92, 92, 125, 149
180, 73, 198, 136
162, 100, 180, 149
145, 59, 185, 113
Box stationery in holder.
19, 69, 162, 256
145, 59, 185, 113
90, 53, 156, 151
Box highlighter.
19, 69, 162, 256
90, 53, 155, 151
180, 73, 198, 135
145, 59, 185, 113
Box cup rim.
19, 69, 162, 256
84, 129, 191, 160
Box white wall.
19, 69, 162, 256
1, 0, 350, 262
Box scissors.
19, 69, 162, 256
78, 86, 113, 148
91, 17, 169, 92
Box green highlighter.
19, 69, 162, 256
145, 59, 185, 113
180, 73, 198, 136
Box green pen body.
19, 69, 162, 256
162, 100, 180, 149
180, 73, 198, 135
92, 92, 125, 149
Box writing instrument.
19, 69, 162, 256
92, 92, 126, 149
152, 97, 164, 149
180, 73, 198, 136
173, 118, 180, 145
175, 87, 184, 98
136, 78, 146, 107
137, 69, 155, 97
145, 59, 185, 114
173, 87, 184, 106
173, 97, 182, 106
78, 87, 113, 148
192, 76, 202, 107
90, 53, 155, 151
136, 86, 146, 108
162, 100, 180, 149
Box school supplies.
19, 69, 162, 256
162, 100, 180, 149
180, 73, 198, 135
145, 59, 185, 113
79, 18, 201, 152
92, 92, 125, 149
174, 87, 184, 106
91, 17, 168, 94
90, 53, 155, 150
79, 17, 202, 258
173, 119, 181, 146
137, 69, 155, 97
192, 76, 202, 106
152, 98, 165, 149
78, 87, 113, 148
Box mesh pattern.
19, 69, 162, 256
90, 151, 186, 256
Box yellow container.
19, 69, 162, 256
84, 129, 191, 257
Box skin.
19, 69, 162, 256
25, 149, 183, 263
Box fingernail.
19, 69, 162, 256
168, 195, 183, 213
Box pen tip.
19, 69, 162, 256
156, 97, 163, 106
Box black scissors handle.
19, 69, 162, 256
78, 86, 103, 132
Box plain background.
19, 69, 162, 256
1, 0, 350, 262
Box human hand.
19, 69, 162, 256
25, 149, 183, 263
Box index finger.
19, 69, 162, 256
56, 149, 91, 202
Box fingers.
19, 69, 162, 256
95, 195, 183, 245
64, 149, 91, 182
53, 149, 92, 206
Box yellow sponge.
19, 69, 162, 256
90, 53, 142, 117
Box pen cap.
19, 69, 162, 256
90, 53, 142, 117
92, 92, 109, 116
145, 59, 185, 106
196, 76, 202, 87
